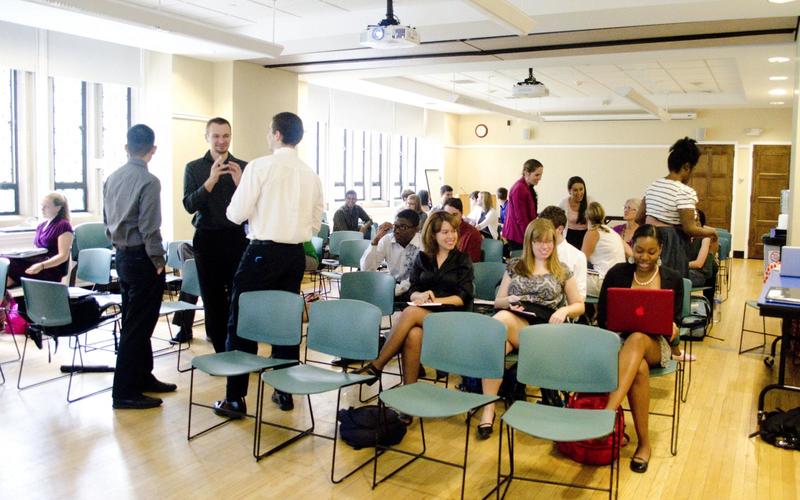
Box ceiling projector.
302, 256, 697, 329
360, 0, 420, 49
510, 68, 549, 98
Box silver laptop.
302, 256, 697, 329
780, 247, 800, 277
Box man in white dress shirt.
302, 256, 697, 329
213, 112, 324, 417
539, 205, 588, 299
360, 209, 422, 301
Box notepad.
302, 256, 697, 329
2, 248, 47, 259
408, 302, 443, 307
766, 287, 800, 305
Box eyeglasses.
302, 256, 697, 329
394, 224, 415, 231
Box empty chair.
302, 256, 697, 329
473, 262, 505, 302
327, 230, 362, 258
157, 259, 204, 371
481, 238, 504, 263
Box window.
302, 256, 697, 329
100, 84, 132, 174
390, 135, 418, 201
51, 77, 88, 212
0, 70, 19, 215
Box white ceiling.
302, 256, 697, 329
6, 0, 800, 118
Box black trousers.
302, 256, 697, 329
193, 228, 248, 353
225, 241, 304, 400
113, 246, 165, 399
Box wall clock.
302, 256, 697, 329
475, 123, 488, 138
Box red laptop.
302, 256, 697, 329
605, 288, 675, 336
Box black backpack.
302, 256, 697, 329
759, 407, 800, 450
337, 405, 407, 450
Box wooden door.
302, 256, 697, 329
688, 145, 735, 231
748, 145, 791, 259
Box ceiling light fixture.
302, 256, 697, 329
770, 101, 786, 105
768, 0, 797, 4
769, 76, 789, 81
769, 88, 788, 96
614, 86, 671, 121
461, 0, 534, 36
768, 56, 791, 63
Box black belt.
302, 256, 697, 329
115, 244, 145, 251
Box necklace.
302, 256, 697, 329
633, 265, 659, 286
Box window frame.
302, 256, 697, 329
51, 78, 89, 213
0, 69, 20, 215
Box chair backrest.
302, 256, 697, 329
421, 312, 506, 379
310, 236, 324, 260
166, 240, 191, 271
473, 262, 505, 301
329, 230, 362, 256
71, 222, 112, 260
21, 278, 72, 327
481, 238, 504, 263
0, 257, 8, 297
307, 299, 382, 360
317, 223, 331, 246
340, 271, 395, 316
76, 248, 113, 285
682, 277, 692, 317
718, 235, 732, 261
510, 249, 523, 259
181, 259, 202, 296
236, 290, 304, 346
339, 239, 370, 269
517, 324, 620, 393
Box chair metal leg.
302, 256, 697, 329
253, 388, 315, 460
330, 387, 379, 484
66, 335, 113, 403
0, 314, 22, 365
187, 367, 240, 441
681, 339, 692, 403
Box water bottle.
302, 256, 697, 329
713, 291, 722, 324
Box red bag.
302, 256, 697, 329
556, 393, 624, 465
1, 291, 29, 335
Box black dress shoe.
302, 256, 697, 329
113, 395, 163, 410
630, 456, 649, 473
142, 378, 177, 393
169, 329, 192, 344
271, 390, 294, 411
331, 357, 356, 367
213, 398, 247, 419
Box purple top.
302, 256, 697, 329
613, 223, 632, 247
35, 218, 73, 268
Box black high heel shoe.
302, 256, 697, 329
355, 363, 382, 386
476, 414, 496, 440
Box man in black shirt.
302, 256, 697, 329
182, 117, 248, 353
332, 190, 372, 238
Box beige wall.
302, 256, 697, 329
453, 108, 793, 254
169, 57, 299, 241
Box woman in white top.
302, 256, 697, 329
475, 191, 499, 239
466, 190, 482, 224
638, 137, 717, 277
582, 201, 626, 277
558, 176, 592, 250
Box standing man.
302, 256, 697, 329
443, 198, 483, 263
181, 117, 248, 352
332, 190, 372, 238
104, 124, 175, 410
214, 112, 324, 417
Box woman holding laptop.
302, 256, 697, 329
597, 224, 683, 473
5, 193, 74, 287
476, 218, 585, 440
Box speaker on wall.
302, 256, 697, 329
694, 127, 707, 141
522, 128, 533, 140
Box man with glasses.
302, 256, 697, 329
359, 209, 422, 302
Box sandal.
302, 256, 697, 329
355, 363, 382, 386
672, 351, 697, 362
630, 456, 649, 473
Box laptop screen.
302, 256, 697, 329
605, 288, 674, 336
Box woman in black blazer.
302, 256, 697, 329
597, 224, 683, 474
363, 211, 474, 386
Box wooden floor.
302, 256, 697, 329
1, 258, 798, 499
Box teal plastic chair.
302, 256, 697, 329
18, 277, 115, 402
317, 222, 330, 246
69, 222, 113, 285
320, 239, 371, 296
716, 233, 732, 297
164, 240, 191, 297
76, 248, 121, 352
491, 324, 621, 499
473, 262, 505, 302
256, 299, 381, 483
510, 249, 523, 259
328, 230, 362, 257
187, 290, 304, 441
310, 236, 324, 261
481, 238, 504, 263
156, 259, 204, 372
373, 312, 506, 499
0, 258, 21, 379
340, 271, 395, 317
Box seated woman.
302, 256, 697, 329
475, 191, 499, 239
5, 193, 74, 287
405, 193, 427, 231
363, 211, 474, 387
688, 209, 714, 288
597, 224, 683, 474
477, 218, 585, 439
582, 201, 626, 296
614, 198, 641, 257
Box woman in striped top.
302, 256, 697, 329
637, 137, 717, 277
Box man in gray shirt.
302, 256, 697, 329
104, 124, 175, 410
